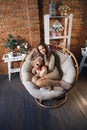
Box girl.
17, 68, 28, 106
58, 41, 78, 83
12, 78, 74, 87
32, 43, 72, 91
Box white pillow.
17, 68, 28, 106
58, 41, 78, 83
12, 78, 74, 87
56, 50, 69, 64
61, 55, 76, 84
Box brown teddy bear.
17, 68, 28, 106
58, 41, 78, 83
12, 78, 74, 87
31, 56, 54, 90
31, 56, 47, 78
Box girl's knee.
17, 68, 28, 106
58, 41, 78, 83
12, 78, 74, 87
36, 81, 42, 87
32, 77, 35, 84
32, 76, 38, 84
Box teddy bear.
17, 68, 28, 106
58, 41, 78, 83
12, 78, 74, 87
31, 56, 47, 78
31, 55, 56, 90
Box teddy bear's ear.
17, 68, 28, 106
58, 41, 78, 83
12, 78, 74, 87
38, 56, 43, 61
31, 61, 34, 66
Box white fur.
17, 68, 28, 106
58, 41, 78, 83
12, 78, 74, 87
23, 81, 64, 100
62, 56, 76, 83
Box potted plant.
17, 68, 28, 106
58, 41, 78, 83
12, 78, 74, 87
17, 43, 28, 56
58, 5, 70, 16
16, 36, 31, 56
4, 34, 18, 51
4, 34, 18, 57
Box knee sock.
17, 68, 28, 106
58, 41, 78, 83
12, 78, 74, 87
47, 80, 60, 86
59, 80, 72, 90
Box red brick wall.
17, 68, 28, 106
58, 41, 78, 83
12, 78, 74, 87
0, 0, 87, 75
0, 0, 40, 74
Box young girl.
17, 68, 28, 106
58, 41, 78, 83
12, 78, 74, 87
32, 43, 72, 90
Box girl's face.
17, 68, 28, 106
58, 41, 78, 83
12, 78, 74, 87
38, 45, 46, 55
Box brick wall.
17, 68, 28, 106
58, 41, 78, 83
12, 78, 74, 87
0, 0, 87, 75
0, 0, 40, 74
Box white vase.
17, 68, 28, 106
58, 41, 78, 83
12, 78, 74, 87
22, 54, 26, 57
85, 47, 87, 52
8, 52, 13, 58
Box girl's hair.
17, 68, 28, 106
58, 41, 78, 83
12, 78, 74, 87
51, 50, 63, 80
37, 43, 51, 61
37, 43, 63, 80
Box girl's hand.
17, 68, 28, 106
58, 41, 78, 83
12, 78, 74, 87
31, 48, 38, 55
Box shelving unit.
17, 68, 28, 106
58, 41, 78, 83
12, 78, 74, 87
79, 48, 87, 73
44, 13, 73, 50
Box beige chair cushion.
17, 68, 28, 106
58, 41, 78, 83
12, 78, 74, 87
56, 51, 76, 83
21, 50, 76, 100
56, 50, 68, 64
61, 56, 76, 84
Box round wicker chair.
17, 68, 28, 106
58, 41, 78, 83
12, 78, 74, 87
20, 45, 79, 108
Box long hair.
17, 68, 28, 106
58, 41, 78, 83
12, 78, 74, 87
51, 50, 63, 80
37, 43, 63, 80
37, 43, 51, 61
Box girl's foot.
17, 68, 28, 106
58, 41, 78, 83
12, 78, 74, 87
59, 80, 72, 90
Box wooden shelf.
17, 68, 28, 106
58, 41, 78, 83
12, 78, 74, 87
44, 14, 73, 50
50, 36, 68, 40
49, 15, 68, 19
10, 68, 20, 73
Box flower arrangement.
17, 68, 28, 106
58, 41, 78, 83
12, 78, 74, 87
3, 34, 31, 55
58, 5, 70, 16
50, 20, 64, 37
16, 36, 31, 54
17, 43, 28, 54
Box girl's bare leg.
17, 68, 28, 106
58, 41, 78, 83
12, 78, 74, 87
36, 77, 60, 88
36, 77, 72, 91
32, 76, 40, 88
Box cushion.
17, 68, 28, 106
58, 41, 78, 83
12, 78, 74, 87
56, 50, 69, 64
21, 50, 76, 100
61, 55, 76, 84
23, 81, 64, 100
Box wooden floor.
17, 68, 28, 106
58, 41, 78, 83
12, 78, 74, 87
0, 68, 87, 130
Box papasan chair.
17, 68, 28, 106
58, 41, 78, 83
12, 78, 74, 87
20, 45, 79, 108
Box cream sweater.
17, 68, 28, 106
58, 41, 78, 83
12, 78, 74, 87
44, 54, 55, 72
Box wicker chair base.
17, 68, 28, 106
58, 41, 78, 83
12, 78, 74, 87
35, 93, 67, 109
